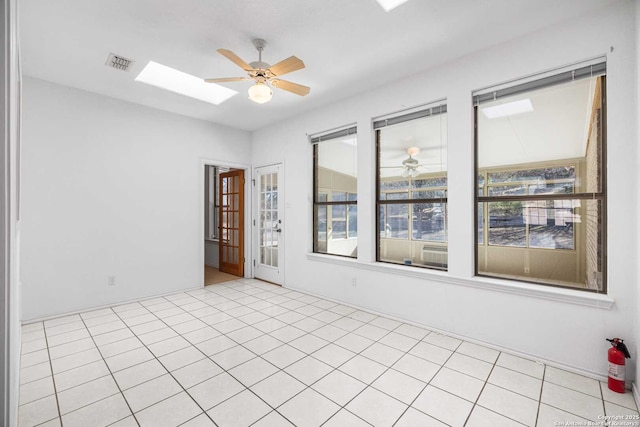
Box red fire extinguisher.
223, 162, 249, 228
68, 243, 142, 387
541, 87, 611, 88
606, 338, 631, 393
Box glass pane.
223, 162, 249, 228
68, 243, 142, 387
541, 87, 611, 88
314, 133, 357, 257
479, 198, 601, 290
413, 177, 447, 188
380, 180, 409, 194
382, 203, 409, 239
412, 203, 446, 241
413, 190, 445, 199
528, 182, 574, 195
314, 205, 328, 253
331, 192, 347, 202
331, 204, 346, 239
478, 203, 484, 244
348, 205, 357, 238
379, 204, 447, 269
488, 166, 576, 185
527, 200, 575, 249
488, 185, 526, 196
386, 192, 409, 200
315, 138, 357, 200
488, 201, 526, 247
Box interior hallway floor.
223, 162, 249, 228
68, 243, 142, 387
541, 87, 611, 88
17, 279, 639, 426
204, 265, 239, 286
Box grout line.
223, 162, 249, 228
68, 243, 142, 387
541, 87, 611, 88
534, 364, 547, 427
41, 321, 65, 426
75, 308, 141, 427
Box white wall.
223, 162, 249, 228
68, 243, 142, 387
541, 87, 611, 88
1, 0, 21, 424
635, 0, 640, 402
20, 78, 251, 320
205, 240, 219, 268
251, 1, 638, 379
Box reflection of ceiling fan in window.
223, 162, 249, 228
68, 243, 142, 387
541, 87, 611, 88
381, 147, 426, 178
400, 147, 421, 178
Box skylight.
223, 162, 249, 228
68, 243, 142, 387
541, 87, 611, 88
376, 0, 410, 12
135, 61, 237, 105
481, 99, 533, 119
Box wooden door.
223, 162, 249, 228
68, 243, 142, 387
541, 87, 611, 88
219, 169, 244, 276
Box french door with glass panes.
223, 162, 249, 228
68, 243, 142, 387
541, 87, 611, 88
254, 164, 284, 285
219, 169, 244, 277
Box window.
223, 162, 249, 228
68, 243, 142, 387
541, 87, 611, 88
475, 61, 606, 291
312, 126, 358, 257
376, 103, 448, 269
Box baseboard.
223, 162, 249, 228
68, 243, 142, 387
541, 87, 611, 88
283, 283, 609, 383
22, 284, 204, 325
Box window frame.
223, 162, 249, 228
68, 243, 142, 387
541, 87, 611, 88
375, 103, 448, 270
473, 73, 607, 293
311, 126, 358, 258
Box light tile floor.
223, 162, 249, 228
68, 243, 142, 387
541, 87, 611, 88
18, 279, 640, 427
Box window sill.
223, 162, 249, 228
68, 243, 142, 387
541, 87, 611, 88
305, 253, 615, 309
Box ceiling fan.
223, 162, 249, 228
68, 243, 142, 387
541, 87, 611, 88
205, 38, 310, 104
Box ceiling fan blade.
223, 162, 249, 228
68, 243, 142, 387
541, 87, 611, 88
271, 79, 310, 96
267, 56, 305, 76
204, 77, 251, 83
217, 48, 254, 72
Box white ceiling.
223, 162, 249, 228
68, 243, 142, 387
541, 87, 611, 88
19, 0, 615, 132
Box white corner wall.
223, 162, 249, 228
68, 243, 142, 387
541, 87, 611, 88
251, 0, 638, 379
2, 0, 21, 424
20, 77, 251, 320
635, 0, 640, 402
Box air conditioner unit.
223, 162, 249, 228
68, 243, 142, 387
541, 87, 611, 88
421, 245, 448, 268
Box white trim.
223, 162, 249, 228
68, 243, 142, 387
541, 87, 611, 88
283, 281, 611, 382
21, 285, 204, 325
633, 382, 640, 412
307, 122, 357, 142
473, 55, 607, 96
306, 253, 615, 309
199, 158, 253, 284
372, 98, 446, 124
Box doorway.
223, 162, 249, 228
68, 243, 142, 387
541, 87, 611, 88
254, 163, 284, 285
203, 163, 249, 285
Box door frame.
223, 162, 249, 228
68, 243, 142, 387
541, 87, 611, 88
199, 158, 252, 286
253, 162, 285, 286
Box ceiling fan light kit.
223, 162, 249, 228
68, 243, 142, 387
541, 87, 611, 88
248, 82, 272, 104
206, 38, 310, 104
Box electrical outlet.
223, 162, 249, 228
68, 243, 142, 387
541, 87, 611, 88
524, 267, 530, 274
351, 277, 357, 287
108, 276, 116, 286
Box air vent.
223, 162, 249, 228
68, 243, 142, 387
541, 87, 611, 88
105, 53, 134, 72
